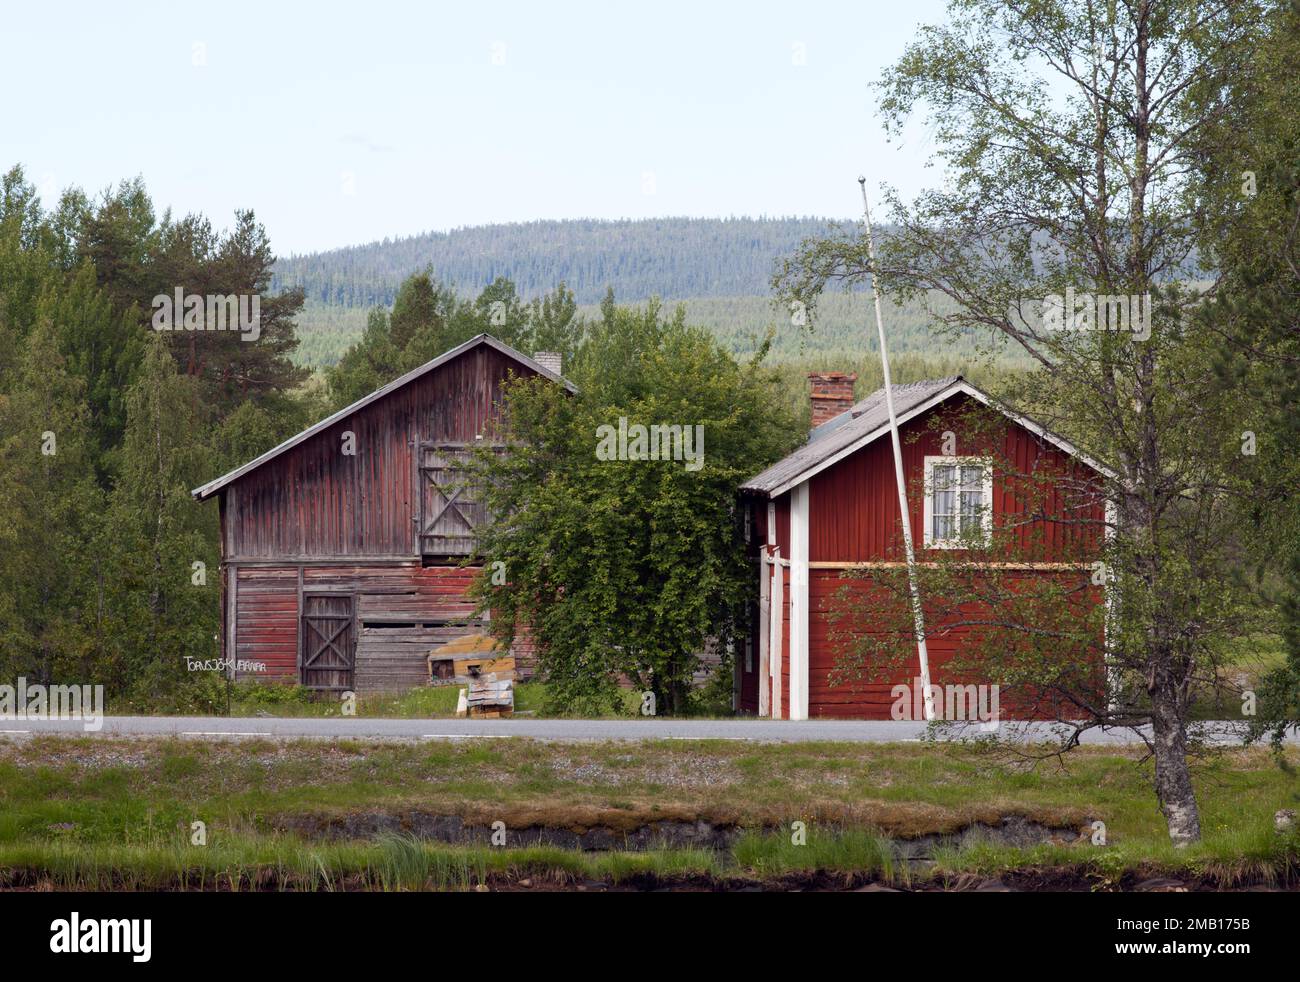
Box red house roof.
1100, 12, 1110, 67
741, 375, 1115, 498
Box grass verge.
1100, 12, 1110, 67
2, 735, 1298, 890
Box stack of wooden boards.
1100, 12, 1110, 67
429, 633, 516, 718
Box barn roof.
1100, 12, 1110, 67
741, 375, 1116, 498
191, 333, 575, 502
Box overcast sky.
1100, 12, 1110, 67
4, 0, 953, 255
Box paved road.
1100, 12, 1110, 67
0, 715, 1289, 745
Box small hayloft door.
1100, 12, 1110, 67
419, 442, 504, 558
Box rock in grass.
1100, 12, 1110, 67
1134, 878, 1187, 893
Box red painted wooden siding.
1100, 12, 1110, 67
235, 563, 490, 688
808, 569, 1103, 718
807, 394, 1104, 563
235, 567, 298, 679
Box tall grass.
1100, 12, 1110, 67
928, 824, 1300, 887
0, 834, 719, 892
732, 828, 908, 885
3, 825, 1296, 891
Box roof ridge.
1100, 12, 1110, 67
743, 375, 1110, 496
191, 333, 573, 501
835, 375, 960, 422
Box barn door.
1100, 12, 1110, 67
419, 443, 503, 557
301, 594, 355, 690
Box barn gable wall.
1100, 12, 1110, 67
225, 344, 536, 560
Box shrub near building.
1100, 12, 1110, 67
471, 300, 801, 715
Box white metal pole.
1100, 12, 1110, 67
858, 176, 935, 722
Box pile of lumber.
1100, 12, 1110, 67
429, 634, 516, 718
463, 668, 514, 718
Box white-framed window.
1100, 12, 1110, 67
922, 456, 993, 549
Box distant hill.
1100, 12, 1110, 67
275, 216, 1031, 371
272, 216, 848, 308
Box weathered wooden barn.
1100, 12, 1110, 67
737, 373, 1113, 720
191, 334, 572, 692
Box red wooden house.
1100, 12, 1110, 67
737, 373, 1114, 720
191, 334, 572, 692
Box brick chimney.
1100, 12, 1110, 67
533, 351, 562, 376
808, 372, 857, 428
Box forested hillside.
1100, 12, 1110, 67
273, 217, 844, 308
274, 216, 1041, 371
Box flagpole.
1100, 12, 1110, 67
858, 176, 935, 722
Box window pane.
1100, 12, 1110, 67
930, 462, 989, 544
934, 513, 954, 540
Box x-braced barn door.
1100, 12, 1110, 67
301, 594, 355, 690
419, 443, 503, 558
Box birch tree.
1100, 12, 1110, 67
776, 0, 1275, 844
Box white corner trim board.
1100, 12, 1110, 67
758, 547, 771, 717
789, 482, 810, 721
769, 548, 784, 719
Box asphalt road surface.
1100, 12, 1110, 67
0, 715, 1289, 745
